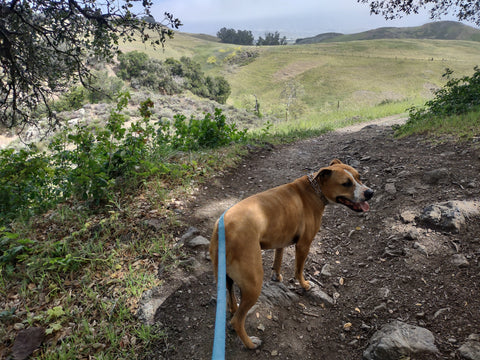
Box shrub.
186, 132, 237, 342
0, 146, 57, 222
53, 86, 87, 112
404, 67, 480, 129
87, 71, 125, 103
169, 108, 247, 151
0, 95, 247, 225
116, 52, 231, 103
117, 51, 150, 80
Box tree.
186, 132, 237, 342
0, 0, 181, 129
358, 0, 480, 26
216, 27, 254, 45
257, 31, 287, 46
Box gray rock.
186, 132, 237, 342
321, 263, 334, 277
416, 201, 480, 233
181, 227, 200, 242
259, 281, 299, 307
385, 183, 397, 195
185, 235, 210, 250
305, 285, 335, 307
144, 218, 163, 231
451, 253, 470, 268
423, 168, 449, 185
413, 242, 428, 256
363, 320, 438, 360
458, 336, 480, 360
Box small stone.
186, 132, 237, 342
378, 287, 390, 299
373, 303, 387, 312
385, 183, 397, 195
433, 307, 450, 319
400, 211, 416, 223
185, 235, 210, 250
180, 227, 200, 242
413, 242, 428, 256
305, 286, 335, 307
321, 263, 333, 277
404, 228, 420, 240
451, 254, 469, 267
14, 323, 25, 331
423, 168, 449, 185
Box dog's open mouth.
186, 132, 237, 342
336, 196, 370, 212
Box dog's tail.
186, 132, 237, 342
209, 218, 220, 282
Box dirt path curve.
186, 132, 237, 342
154, 116, 480, 360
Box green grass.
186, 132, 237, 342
395, 108, 480, 139
132, 34, 480, 132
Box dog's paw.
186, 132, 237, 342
271, 273, 283, 282
249, 336, 262, 349
301, 281, 313, 292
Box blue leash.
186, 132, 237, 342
212, 211, 227, 359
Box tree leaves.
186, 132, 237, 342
0, 1, 181, 129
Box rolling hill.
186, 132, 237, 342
121, 25, 480, 133
295, 21, 480, 44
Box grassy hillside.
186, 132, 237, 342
122, 31, 480, 133
296, 21, 480, 44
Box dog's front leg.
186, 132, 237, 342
271, 248, 284, 282
294, 242, 312, 291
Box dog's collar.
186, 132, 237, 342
307, 173, 329, 205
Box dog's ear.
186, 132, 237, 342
317, 168, 332, 184
329, 159, 343, 166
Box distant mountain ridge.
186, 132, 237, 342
295, 21, 480, 44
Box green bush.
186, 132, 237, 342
117, 51, 150, 80
0, 147, 58, 221
169, 108, 247, 151
116, 52, 231, 103
87, 71, 125, 103
0, 227, 36, 275
53, 86, 88, 112
403, 67, 480, 131
0, 95, 247, 225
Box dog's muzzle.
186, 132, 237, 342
337, 188, 373, 213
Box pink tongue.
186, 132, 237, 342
359, 201, 370, 212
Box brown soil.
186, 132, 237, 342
154, 121, 480, 359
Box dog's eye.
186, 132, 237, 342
342, 180, 353, 187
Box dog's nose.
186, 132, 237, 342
364, 188, 374, 200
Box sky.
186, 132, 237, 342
150, 0, 477, 40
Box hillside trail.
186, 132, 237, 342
153, 114, 480, 359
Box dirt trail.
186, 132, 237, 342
153, 117, 480, 359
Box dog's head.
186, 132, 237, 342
316, 159, 373, 212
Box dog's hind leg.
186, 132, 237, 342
271, 248, 284, 282
226, 275, 238, 314
230, 254, 263, 349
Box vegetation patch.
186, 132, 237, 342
117, 51, 231, 104
396, 67, 480, 138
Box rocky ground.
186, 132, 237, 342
144, 121, 480, 359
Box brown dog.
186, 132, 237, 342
209, 159, 373, 349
